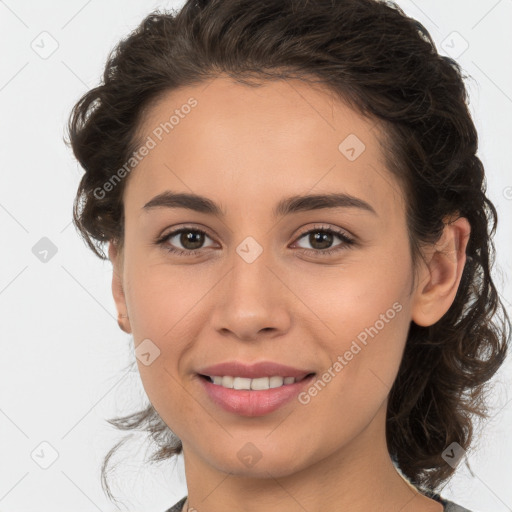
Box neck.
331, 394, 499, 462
180, 402, 442, 512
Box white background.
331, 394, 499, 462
0, 1, 511, 511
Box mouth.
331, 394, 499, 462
197, 371, 317, 417
198, 373, 315, 390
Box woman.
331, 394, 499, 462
66, 0, 510, 511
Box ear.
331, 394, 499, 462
108, 241, 132, 334
411, 216, 471, 327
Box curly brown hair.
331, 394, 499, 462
65, 0, 510, 502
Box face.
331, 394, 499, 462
110, 76, 429, 478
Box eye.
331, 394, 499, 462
155, 223, 355, 258
156, 227, 217, 256
291, 224, 355, 257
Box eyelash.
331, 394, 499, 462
155, 224, 356, 258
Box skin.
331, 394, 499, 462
109, 75, 470, 512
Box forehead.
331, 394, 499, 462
126, 75, 404, 220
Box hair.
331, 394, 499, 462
65, 0, 510, 503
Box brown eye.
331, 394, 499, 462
306, 231, 335, 250
293, 225, 355, 257
177, 230, 206, 250
157, 227, 216, 255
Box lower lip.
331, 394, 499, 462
198, 374, 315, 417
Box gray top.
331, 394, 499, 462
427, 490, 474, 511
164, 494, 473, 511
445, 500, 473, 512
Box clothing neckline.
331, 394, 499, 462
171, 493, 449, 512
424, 489, 448, 509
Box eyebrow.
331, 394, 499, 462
142, 190, 377, 217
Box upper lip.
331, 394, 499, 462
197, 361, 315, 380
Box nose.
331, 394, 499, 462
209, 249, 293, 342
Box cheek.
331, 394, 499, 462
291, 249, 413, 408
294, 290, 411, 457
125, 255, 207, 340
289, 245, 412, 344
122, 261, 203, 405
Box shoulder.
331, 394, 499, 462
163, 495, 187, 512
421, 489, 474, 512
443, 499, 474, 512
162, 494, 476, 512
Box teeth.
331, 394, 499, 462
209, 375, 299, 390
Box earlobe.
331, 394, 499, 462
411, 216, 471, 327
109, 241, 132, 334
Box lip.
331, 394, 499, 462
198, 373, 316, 417
197, 360, 314, 380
